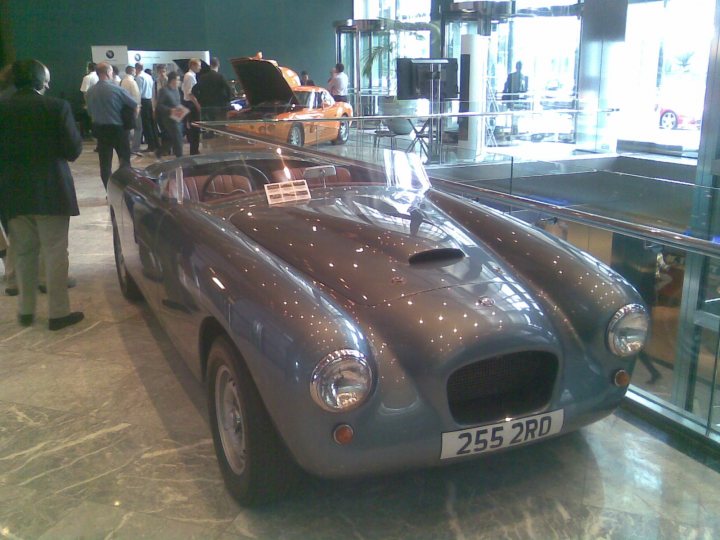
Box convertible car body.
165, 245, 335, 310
107, 149, 648, 504
226, 55, 353, 146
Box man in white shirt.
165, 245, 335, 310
80, 62, 99, 143
80, 62, 98, 97
181, 58, 202, 155
135, 62, 159, 151
120, 66, 142, 154
328, 63, 349, 103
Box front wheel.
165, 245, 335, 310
332, 115, 349, 145
287, 123, 304, 146
112, 221, 143, 302
659, 110, 678, 130
207, 336, 295, 505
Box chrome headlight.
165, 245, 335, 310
310, 350, 373, 412
607, 304, 649, 357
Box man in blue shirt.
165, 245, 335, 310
135, 62, 159, 152
86, 62, 137, 188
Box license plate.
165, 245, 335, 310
440, 409, 564, 460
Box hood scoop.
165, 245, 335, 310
409, 248, 466, 266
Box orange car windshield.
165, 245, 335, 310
294, 91, 316, 108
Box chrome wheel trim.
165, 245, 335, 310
288, 125, 303, 146
660, 111, 677, 129
215, 364, 247, 475
338, 119, 349, 141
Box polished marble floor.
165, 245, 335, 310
1, 143, 719, 540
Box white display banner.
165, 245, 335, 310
90, 47, 210, 69
127, 50, 210, 68
91, 45, 129, 65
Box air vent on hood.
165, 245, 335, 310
408, 248, 466, 265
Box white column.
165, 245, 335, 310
458, 34, 489, 159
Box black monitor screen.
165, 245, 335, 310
396, 58, 459, 101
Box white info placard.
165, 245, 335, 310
264, 180, 311, 206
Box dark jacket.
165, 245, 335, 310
192, 69, 231, 108
0, 88, 83, 220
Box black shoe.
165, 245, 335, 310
48, 312, 84, 331
18, 314, 34, 327
5, 287, 18, 296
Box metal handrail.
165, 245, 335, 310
195, 107, 615, 127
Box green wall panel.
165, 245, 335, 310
203, 0, 351, 88
7, 0, 350, 108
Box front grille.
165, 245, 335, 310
447, 351, 558, 425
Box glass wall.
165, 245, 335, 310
617, 0, 715, 157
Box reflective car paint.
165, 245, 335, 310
107, 152, 643, 479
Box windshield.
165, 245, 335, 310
155, 150, 430, 205
294, 91, 315, 108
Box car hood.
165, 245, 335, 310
230, 57, 298, 108
228, 187, 516, 306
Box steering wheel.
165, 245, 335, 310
201, 163, 271, 201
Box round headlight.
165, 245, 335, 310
607, 304, 649, 357
310, 350, 373, 412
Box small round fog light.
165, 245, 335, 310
613, 369, 631, 387
333, 424, 354, 445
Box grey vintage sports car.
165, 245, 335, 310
107, 149, 648, 505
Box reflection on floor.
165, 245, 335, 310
0, 142, 719, 539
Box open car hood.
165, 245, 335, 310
230, 57, 298, 108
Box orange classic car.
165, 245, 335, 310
228, 55, 352, 146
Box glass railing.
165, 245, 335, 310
195, 105, 616, 167
433, 173, 720, 445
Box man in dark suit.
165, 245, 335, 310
0, 59, 84, 330
192, 57, 231, 122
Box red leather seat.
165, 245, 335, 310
204, 175, 253, 199
165, 175, 203, 202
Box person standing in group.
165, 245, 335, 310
156, 72, 185, 158
154, 64, 168, 100
0, 59, 84, 330
328, 63, 348, 102
120, 65, 142, 155
85, 62, 137, 189
300, 71, 315, 86
79, 62, 98, 144
182, 58, 202, 155
80, 61, 98, 97
135, 62, 159, 152
192, 56, 231, 122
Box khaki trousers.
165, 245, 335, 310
9, 215, 71, 319
4, 245, 56, 289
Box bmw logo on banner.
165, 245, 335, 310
90, 45, 128, 65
